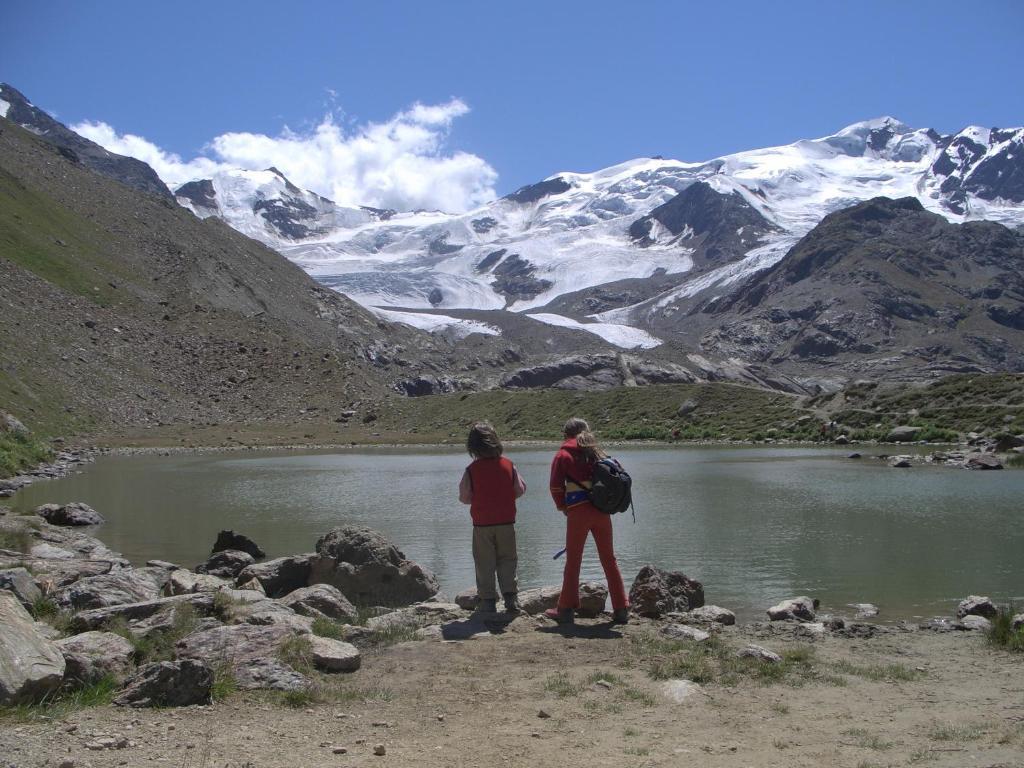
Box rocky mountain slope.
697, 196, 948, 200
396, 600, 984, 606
171, 117, 1024, 358
0, 117, 516, 434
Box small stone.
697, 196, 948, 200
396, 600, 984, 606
437, 714, 445, 722
537, 709, 551, 719
59, 761, 76, 768
373, 744, 386, 756
662, 624, 711, 643
333, 747, 348, 754
595, 679, 612, 689
531, 732, 540, 738
736, 644, 782, 664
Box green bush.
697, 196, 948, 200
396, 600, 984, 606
988, 607, 1024, 652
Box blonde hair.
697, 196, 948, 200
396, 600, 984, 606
563, 417, 605, 462
467, 421, 503, 459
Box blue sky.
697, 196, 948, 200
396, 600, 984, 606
3, 0, 1022, 211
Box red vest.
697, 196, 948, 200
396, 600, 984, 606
468, 456, 517, 526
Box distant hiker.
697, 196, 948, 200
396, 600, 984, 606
546, 417, 630, 625
458, 421, 526, 613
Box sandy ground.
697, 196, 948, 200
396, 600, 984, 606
2, 615, 1022, 768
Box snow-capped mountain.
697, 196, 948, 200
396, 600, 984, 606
175, 117, 1024, 349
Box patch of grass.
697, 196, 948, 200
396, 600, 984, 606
585, 670, 623, 686
269, 680, 394, 709
843, 727, 893, 750
617, 686, 656, 707
544, 671, 584, 698
277, 634, 314, 674
311, 616, 348, 640
928, 722, 985, 742
987, 606, 1024, 652
623, 726, 639, 737
0, 674, 118, 722
832, 660, 924, 682
211, 662, 237, 701
211, 590, 244, 621
624, 746, 650, 756
364, 623, 420, 649
0, 526, 32, 554
0, 429, 53, 478
106, 602, 198, 663
769, 702, 790, 715
30, 596, 74, 635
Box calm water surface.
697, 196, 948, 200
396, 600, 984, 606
11, 446, 1023, 620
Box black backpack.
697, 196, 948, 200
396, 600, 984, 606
589, 457, 633, 516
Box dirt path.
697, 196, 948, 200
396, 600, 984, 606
3, 616, 1022, 768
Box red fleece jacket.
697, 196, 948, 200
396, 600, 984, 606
549, 438, 596, 512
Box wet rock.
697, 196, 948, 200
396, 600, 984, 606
196, 549, 255, 579
55, 631, 134, 685
955, 615, 992, 631
965, 453, 1003, 470
35, 502, 104, 527
629, 565, 705, 618
956, 595, 997, 619
0, 567, 43, 609
52, 567, 165, 611
0, 591, 65, 704
280, 584, 357, 622
767, 596, 817, 622
212, 530, 265, 560
736, 644, 782, 664
885, 425, 921, 442
918, 617, 956, 632
114, 660, 213, 707
848, 602, 879, 618
888, 456, 913, 468
685, 605, 736, 626
847, 452, 862, 459
662, 624, 711, 642
309, 636, 361, 672
309, 526, 439, 607
235, 554, 312, 598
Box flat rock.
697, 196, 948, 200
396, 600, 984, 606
629, 565, 704, 618
236, 554, 312, 598
0, 567, 43, 609
308, 635, 361, 672
212, 530, 265, 560
684, 605, 736, 626
309, 526, 439, 607
662, 624, 710, 642
0, 591, 65, 704
767, 596, 817, 622
956, 595, 997, 619
662, 679, 702, 703
176, 622, 306, 665
792, 622, 826, 639
114, 660, 212, 708
55, 631, 134, 686
281, 583, 358, 622
71, 593, 216, 632
233, 658, 309, 692
736, 644, 782, 664
885, 425, 921, 442
53, 567, 166, 610
965, 453, 1002, 470
955, 615, 992, 631
35, 502, 105, 527
518, 586, 560, 615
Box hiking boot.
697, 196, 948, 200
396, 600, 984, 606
480, 598, 498, 613
544, 607, 574, 624
503, 593, 522, 614
611, 608, 630, 625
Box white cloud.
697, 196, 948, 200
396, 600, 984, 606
72, 98, 497, 213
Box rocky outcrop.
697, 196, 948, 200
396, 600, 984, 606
55, 631, 134, 686
212, 531, 266, 560
280, 584, 358, 622
0, 591, 65, 704
196, 549, 255, 578
71, 594, 216, 632
232, 659, 309, 692
309, 526, 439, 607
629, 566, 705, 618
0, 567, 43, 609
767, 596, 818, 622
114, 660, 213, 707
35, 502, 105, 527
956, 595, 997, 619
236, 555, 312, 598
53, 567, 166, 611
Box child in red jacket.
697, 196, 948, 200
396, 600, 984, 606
459, 421, 526, 613
546, 417, 629, 625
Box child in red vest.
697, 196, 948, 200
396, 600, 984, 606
459, 421, 526, 613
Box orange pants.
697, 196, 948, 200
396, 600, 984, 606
557, 505, 628, 611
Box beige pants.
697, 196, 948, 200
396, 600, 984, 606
472, 524, 518, 599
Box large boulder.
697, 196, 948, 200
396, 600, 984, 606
956, 595, 997, 619
767, 596, 818, 622
176, 622, 306, 665
196, 549, 255, 578
235, 554, 312, 598
52, 567, 166, 611
309, 526, 439, 607
885, 426, 921, 443
280, 584, 358, 622
965, 454, 1003, 470
0, 591, 65, 704
628, 566, 704, 618
55, 631, 135, 686
114, 660, 212, 708
35, 502, 105, 527
0, 567, 43, 609
212, 530, 265, 560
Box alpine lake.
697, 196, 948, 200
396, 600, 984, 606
11, 445, 1023, 622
